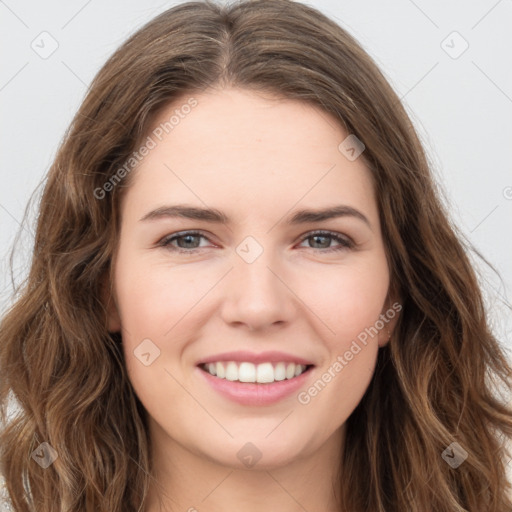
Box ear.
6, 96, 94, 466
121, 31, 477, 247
377, 296, 402, 348
100, 272, 122, 333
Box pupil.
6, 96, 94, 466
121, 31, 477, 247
183, 235, 197, 248
313, 235, 328, 248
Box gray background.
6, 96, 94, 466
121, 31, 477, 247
1, 2, 511, 380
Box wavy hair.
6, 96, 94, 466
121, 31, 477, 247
1, 0, 512, 510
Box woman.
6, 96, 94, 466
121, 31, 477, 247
1, 0, 511, 510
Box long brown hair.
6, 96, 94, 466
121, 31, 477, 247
1, 0, 511, 510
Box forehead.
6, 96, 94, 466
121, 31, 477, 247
122, 88, 377, 223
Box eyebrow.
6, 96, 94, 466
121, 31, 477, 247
139, 204, 371, 228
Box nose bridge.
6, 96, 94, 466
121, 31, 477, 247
233, 233, 283, 301
221, 234, 294, 329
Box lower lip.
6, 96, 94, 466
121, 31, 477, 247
197, 366, 314, 406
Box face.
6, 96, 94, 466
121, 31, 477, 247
107, 87, 398, 470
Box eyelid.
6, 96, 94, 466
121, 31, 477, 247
157, 230, 214, 249
296, 230, 354, 249
157, 229, 355, 253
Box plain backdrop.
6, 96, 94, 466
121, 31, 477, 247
1, 0, 511, 476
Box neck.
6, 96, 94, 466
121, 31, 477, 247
143, 421, 345, 512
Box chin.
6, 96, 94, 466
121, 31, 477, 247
197, 435, 313, 470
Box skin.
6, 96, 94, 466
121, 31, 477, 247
106, 87, 399, 512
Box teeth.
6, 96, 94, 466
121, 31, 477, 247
216, 362, 226, 378
225, 362, 238, 381
256, 362, 274, 383
274, 362, 286, 381
202, 361, 309, 383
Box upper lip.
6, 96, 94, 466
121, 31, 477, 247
197, 350, 315, 366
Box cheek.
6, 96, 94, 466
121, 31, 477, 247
113, 258, 192, 413
305, 259, 389, 347
114, 253, 203, 341
113, 253, 216, 400
295, 263, 387, 421
302, 262, 387, 419
296, 343, 377, 443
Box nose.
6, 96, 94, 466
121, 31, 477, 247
220, 249, 297, 333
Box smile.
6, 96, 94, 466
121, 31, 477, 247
200, 361, 311, 383
197, 361, 315, 406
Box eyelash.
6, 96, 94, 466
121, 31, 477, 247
157, 230, 355, 254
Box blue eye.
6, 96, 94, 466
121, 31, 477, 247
158, 230, 354, 254
298, 231, 354, 252
159, 231, 208, 252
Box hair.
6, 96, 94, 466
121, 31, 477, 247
1, 0, 511, 510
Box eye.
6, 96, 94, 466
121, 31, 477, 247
158, 231, 211, 253
297, 230, 354, 252
157, 230, 355, 254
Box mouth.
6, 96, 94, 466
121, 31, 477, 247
196, 351, 316, 405
198, 361, 314, 384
